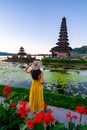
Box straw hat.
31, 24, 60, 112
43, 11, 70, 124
31, 60, 42, 70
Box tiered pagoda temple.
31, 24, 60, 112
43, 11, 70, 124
3, 46, 36, 63
50, 17, 72, 58
17, 46, 27, 58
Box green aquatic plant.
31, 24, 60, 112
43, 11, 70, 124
49, 75, 69, 94
56, 76, 69, 94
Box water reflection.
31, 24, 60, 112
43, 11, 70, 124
0, 61, 87, 97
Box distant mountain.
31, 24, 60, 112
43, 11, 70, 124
0, 52, 14, 56
71, 46, 87, 56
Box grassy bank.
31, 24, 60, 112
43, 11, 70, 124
0, 85, 87, 110
41, 57, 87, 69
41, 57, 87, 64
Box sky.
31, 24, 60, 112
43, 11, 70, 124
0, 0, 87, 54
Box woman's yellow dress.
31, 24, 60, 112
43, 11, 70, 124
29, 79, 44, 112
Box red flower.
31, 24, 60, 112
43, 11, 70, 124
43, 113, 51, 124
18, 101, 30, 118
66, 112, 77, 120
26, 109, 55, 129
66, 112, 71, 119
48, 110, 53, 115
19, 101, 27, 107
48, 110, 55, 122
72, 115, 78, 119
75, 106, 87, 114
10, 102, 17, 109
44, 104, 48, 109
18, 106, 26, 118
26, 120, 34, 129
34, 111, 44, 123
42, 110, 55, 124
33, 110, 55, 124
2, 85, 11, 95
34, 112, 44, 123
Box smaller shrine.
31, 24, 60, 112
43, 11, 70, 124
3, 46, 36, 63
50, 17, 72, 58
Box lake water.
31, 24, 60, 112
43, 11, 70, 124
0, 57, 87, 97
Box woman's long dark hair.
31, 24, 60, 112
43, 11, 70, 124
31, 69, 41, 80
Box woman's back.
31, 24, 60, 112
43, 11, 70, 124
31, 69, 41, 80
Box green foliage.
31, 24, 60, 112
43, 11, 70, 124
44, 91, 87, 110
68, 121, 75, 130
0, 97, 26, 129
11, 87, 30, 101
0, 85, 87, 130
56, 75, 68, 86
76, 124, 87, 130
33, 123, 44, 130
0, 85, 30, 130
55, 76, 68, 94
41, 57, 87, 64
0, 85, 87, 110
52, 123, 65, 130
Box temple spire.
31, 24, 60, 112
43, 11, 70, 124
57, 17, 69, 44
50, 17, 72, 58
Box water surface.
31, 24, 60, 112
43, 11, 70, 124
0, 61, 87, 97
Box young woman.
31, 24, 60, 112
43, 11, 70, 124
24, 60, 44, 113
